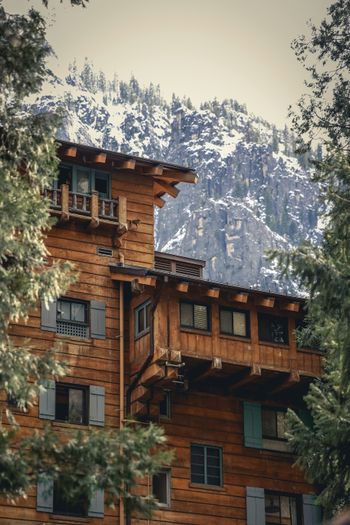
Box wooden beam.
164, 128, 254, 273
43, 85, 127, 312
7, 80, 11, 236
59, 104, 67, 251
119, 159, 136, 170
162, 170, 198, 184
176, 282, 189, 293
254, 296, 275, 308
88, 190, 99, 229
231, 292, 249, 303
229, 365, 262, 392
280, 301, 300, 313
141, 363, 165, 386
110, 273, 157, 287
92, 152, 107, 164
154, 180, 179, 198
131, 385, 150, 404
154, 196, 165, 208
118, 196, 127, 228
192, 357, 222, 384
62, 146, 77, 158
269, 370, 300, 396
145, 165, 164, 176
130, 401, 147, 418
206, 288, 220, 299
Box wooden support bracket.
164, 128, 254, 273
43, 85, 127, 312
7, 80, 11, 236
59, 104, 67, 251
269, 370, 300, 396
145, 165, 164, 177
192, 357, 223, 384
154, 179, 179, 198
229, 365, 262, 392
231, 292, 249, 303
119, 159, 136, 170
254, 296, 275, 308
141, 363, 165, 386
280, 301, 300, 313
176, 282, 189, 293
62, 146, 77, 158
154, 196, 166, 208
206, 288, 220, 299
92, 152, 107, 164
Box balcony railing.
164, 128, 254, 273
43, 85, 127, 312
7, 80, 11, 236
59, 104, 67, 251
44, 184, 126, 230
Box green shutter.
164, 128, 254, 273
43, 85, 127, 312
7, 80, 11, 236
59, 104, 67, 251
244, 402, 262, 448
37, 476, 53, 513
90, 301, 106, 339
39, 380, 56, 420
88, 488, 104, 517
41, 300, 57, 332
303, 494, 322, 524
246, 487, 265, 525
89, 385, 105, 426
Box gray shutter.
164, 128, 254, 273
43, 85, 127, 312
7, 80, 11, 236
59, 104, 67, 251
39, 380, 56, 420
37, 476, 54, 513
41, 300, 57, 332
303, 494, 322, 524
90, 301, 106, 339
246, 487, 265, 525
89, 385, 105, 426
243, 402, 263, 448
88, 488, 104, 518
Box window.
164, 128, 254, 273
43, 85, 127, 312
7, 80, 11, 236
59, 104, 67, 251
57, 299, 88, 338
265, 491, 300, 525
258, 314, 289, 345
220, 308, 249, 337
262, 407, 289, 451
135, 301, 151, 338
159, 391, 171, 419
55, 165, 110, 198
55, 384, 88, 425
191, 444, 222, 486
180, 302, 210, 331
152, 470, 171, 508
53, 477, 88, 517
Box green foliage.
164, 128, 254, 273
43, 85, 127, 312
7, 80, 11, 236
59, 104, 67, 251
0, 2, 172, 516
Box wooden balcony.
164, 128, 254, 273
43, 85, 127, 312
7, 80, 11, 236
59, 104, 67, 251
44, 184, 127, 234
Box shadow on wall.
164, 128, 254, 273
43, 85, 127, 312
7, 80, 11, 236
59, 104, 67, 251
330, 510, 350, 525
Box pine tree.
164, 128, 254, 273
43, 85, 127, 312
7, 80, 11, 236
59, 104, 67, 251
0, 1, 172, 515
272, 0, 350, 517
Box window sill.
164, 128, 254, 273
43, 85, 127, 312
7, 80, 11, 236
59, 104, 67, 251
52, 421, 89, 430
50, 514, 89, 523
258, 340, 289, 349
189, 483, 226, 492
180, 327, 211, 336
219, 334, 251, 343
135, 330, 150, 341
297, 347, 324, 354
55, 334, 92, 344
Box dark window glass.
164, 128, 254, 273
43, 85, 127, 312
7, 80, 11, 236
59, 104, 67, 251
152, 470, 171, 507
258, 314, 289, 345
55, 384, 87, 425
265, 491, 300, 525
159, 392, 171, 419
180, 303, 209, 331
135, 301, 151, 338
220, 308, 249, 337
56, 299, 88, 338
262, 408, 287, 441
53, 477, 88, 516
190, 444, 222, 486
94, 173, 109, 199
57, 165, 73, 190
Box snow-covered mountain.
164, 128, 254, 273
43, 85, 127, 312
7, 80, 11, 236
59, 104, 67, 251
34, 64, 321, 293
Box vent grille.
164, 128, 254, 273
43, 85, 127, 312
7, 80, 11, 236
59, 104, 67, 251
57, 321, 88, 338
154, 257, 172, 272
175, 261, 202, 278
97, 247, 113, 257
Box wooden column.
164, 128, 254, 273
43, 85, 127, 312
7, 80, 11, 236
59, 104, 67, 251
60, 183, 69, 221
289, 317, 298, 372
169, 293, 180, 351
250, 307, 260, 368
212, 302, 220, 359
90, 190, 99, 229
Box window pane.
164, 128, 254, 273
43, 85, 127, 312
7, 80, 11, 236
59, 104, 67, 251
181, 303, 193, 327
191, 445, 205, 484
233, 311, 247, 337
57, 300, 71, 321
220, 309, 232, 334
137, 308, 145, 334
265, 493, 281, 524
76, 169, 90, 194
270, 319, 287, 344
258, 314, 289, 345
206, 447, 221, 485
58, 165, 73, 190
94, 174, 109, 198
277, 411, 288, 440
262, 409, 277, 438
56, 384, 69, 422
53, 477, 88, 516
152, 471, 169, 506
159, 392, 171, 418
194, 304, 208, 330
71, 302, 85, 323
69, 388, 84, 424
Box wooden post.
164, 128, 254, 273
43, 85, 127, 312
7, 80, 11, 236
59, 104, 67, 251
89, 190, 99, 229
60, 183, 69, 222
118, 196, 127, 228
250, 307, 260, 367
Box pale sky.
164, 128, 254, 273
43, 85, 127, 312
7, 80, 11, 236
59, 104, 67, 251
4, 0, 332, 127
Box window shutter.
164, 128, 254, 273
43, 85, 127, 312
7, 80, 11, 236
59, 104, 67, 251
90, 301, 106, 339
246, 487, 265, 525
303, 494, 322, 524
41, 300, 57, 332
243, 402, 262, 448
194, 304, 208, 330
37, 476, 54, 513
88, 488, 104, 518
39, 380, 56, 420
89, 385, 105, 426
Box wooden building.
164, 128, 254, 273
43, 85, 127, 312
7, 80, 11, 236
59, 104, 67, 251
1, 140, 323, 525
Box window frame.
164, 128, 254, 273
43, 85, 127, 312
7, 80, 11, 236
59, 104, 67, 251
152, 469, 171, 509
134, 300, 151, 339
53, 476, 89, 517
56, 298, 89, 339
190, 443, 223, 487
55, 383, 89, 426
219, 307, 250, 338
262, 407, 288, 443
159, 391, 171, 420
55, 164, 111, 199
258, 313, 289, 345
264, 490, 302, 525
180, 301, 211, 332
